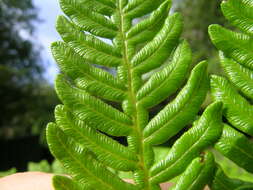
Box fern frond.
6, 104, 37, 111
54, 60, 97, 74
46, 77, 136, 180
171, 152, 215, 190
47, 0, 224, 189
209, 0, 253, 181
149, 102, 223, 184
47, 123, 138, 190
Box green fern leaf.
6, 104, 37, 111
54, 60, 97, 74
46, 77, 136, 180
56, 16, 121, 67
127, 1, 171, 45
132, 13, 183, 74
171, 152, 216, 190
53, 175, 87, 190
123, 0, 164, 19
52, 41, 127, 102
209, 0, 253, 180
219, 52, 253, 99
221, 0, 253, 35
211, 75, 253, 136
55, 105, 138, 171
209, 24, 253, 69
143, 61, 209, 145
60, 0, 117, 38
137, 40, 192, 109
211, 166, 253, 190
47, 123, 138, 190
47, 0, 224, 189
215, 124, 253, 173
55, 75, 133, 136
149, 102, 223, 184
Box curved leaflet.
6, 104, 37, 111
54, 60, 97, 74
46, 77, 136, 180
143, 61, 209, 145
171, 152, 215, 190
149, 102, 223, 184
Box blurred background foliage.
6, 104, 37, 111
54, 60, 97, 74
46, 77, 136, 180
0, 0, 252, 183
0, 0, 59, 171
0, 0, 59, 140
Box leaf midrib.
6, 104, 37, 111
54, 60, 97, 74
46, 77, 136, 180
118, 0, 151, 189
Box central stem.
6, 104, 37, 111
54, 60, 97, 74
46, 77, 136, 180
117, 1, 151, 189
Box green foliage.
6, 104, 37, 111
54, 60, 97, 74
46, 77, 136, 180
0, 160, 65, 178
27, 160, 66, 174
171, 152, 216, 190
209, 0, 253, 183
28, 160, 51, 173
0, 168, 16, 178
47, 0, 224, 189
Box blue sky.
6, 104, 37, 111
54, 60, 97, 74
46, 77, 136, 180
33, 0, 62, 83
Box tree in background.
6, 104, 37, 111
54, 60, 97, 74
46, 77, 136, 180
0, 0, 59, 141
0, 0, 41, 79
